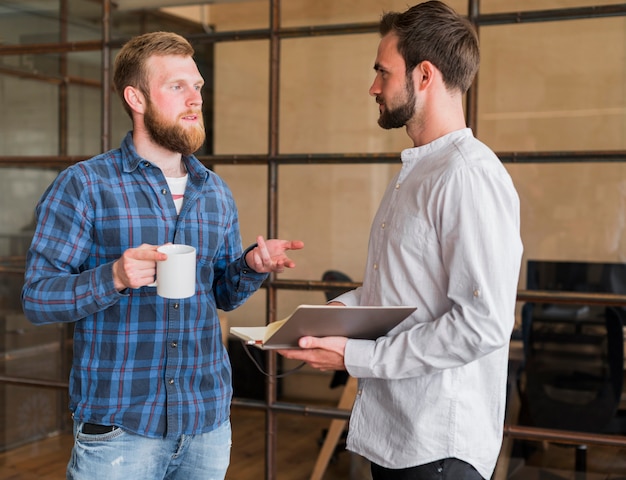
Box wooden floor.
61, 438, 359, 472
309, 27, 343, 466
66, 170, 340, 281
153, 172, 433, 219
0, 406, 357, 480
1, 406, 626, 480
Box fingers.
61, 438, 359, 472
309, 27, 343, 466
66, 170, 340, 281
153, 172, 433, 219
287, 240, 305, 251
278, 339, 345, 371
255, 235, 275, 267
114, 244, 165, 290
133, 243, 167, 261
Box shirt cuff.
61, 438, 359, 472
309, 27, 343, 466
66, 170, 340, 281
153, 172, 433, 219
344, 338, 376, 378
241, 243, 258, 272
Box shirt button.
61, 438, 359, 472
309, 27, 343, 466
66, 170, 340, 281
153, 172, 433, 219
474, 289, 481, 297
173, 303, 179, 309
395, 183, 400, 189
381, 222, 385, 229
171, 341, 177, 348
373, 264, 378, 270
161, 188, 168, 195
143, 161, 150, 167
168, 378, 174, 385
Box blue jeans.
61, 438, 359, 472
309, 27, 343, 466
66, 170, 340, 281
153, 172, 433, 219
67, 420, 231, 480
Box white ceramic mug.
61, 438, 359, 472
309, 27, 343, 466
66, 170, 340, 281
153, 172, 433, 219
154, 244, 196, 299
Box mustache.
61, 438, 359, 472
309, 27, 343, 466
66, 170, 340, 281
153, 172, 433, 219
180, 110, 203, 117
375, 96, 384, 105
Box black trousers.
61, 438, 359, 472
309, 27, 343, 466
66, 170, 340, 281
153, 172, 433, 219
370, 458, 484, 480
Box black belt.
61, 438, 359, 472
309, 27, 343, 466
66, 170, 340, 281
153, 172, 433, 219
82, 423, 118, 434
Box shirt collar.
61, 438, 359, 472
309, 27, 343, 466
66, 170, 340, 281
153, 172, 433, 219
401, 128, 472, 164
120, 131, 210, 182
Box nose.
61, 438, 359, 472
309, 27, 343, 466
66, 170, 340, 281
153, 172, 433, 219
369, 76, 380, 97
188, 88, 203, 107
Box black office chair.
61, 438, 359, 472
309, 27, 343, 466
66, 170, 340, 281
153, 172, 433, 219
516, 303, 626, 477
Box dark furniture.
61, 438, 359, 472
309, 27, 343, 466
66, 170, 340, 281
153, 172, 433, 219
516, 260, 626, 478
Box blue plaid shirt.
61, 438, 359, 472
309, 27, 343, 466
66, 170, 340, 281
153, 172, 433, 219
21, 132, 267, 438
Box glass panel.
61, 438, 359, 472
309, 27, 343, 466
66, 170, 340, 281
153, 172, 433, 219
280, 34, 407, 154
481, 0, 626, 14
282, 0, 467, 27
0, 51, 62, 78
66, 51, 102, 156
0, 1, 60, 45
205, 1, 269, 31
110, 7, 207, 40
508, 162, 626, 291
214, 165, 267, 246
0, 164, 65, 450
0, 75, 59, 155
478, 17, 626, 152
213, 41, 268, 155
66, 50, 100, 82
67, 84, 101, 156
68, 0, 102, 42
277, 164, 399, 281
0, 0, 102, 43
0, 168, 57, 241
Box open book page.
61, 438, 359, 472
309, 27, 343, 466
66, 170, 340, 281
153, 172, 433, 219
229, 318, 287, 344
264, 318, 287, 342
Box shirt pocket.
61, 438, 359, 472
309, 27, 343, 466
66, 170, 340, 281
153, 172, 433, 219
386, 211, 432, 263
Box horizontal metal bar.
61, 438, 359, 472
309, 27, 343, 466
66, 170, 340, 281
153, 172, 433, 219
0, 40, 103, 56
498, 151, 626, 163
232, 398, 351, 421
504, 424, 626, 448
1, 150, 624, 168
477, 4, 626, 26
234, 398, 626, 447
516, 289, 626, 307
0, 374, 68, 390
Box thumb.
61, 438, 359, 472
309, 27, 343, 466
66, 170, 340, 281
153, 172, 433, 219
298, 336, 317, 349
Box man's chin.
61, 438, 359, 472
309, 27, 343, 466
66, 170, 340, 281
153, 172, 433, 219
378, 119, 405, 130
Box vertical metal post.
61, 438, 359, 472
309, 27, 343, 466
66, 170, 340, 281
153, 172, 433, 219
58, 0, 70, 435
265, 0, 281, 479
466, 0, 479, 133
59, 0, 68, 156
101, 0, 112, 152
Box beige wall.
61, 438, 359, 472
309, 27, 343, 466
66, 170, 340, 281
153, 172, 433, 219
169, 1, 626, 400
189, 2, 626, 332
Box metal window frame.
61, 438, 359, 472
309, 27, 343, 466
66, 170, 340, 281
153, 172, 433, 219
0, 1, 625, 478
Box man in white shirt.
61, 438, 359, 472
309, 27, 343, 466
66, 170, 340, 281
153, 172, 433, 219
279, 2, 523, 479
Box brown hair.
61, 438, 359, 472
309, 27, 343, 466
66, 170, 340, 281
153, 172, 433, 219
379, 1, 479, 94
113, 31, 195, 117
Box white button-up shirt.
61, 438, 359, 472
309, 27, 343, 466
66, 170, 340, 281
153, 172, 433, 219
337, 128, 523, 479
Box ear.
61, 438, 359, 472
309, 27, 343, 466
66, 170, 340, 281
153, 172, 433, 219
412, 61, 437, 91
123, 86, 146, 115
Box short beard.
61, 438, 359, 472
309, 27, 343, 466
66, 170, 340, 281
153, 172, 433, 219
144, 101, 205, 155
377, 77, 416, 130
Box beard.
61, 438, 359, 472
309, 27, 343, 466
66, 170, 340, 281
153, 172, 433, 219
144, 101, 206, 155
376, 78, 416, 130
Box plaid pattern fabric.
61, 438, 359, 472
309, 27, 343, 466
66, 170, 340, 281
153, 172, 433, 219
22, 132, 267, 438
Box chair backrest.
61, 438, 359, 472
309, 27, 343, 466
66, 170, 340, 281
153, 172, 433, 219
321, 270, 353, 302
519, 303, 624, 433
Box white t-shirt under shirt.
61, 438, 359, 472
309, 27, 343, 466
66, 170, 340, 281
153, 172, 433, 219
166, 174, 188, 214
